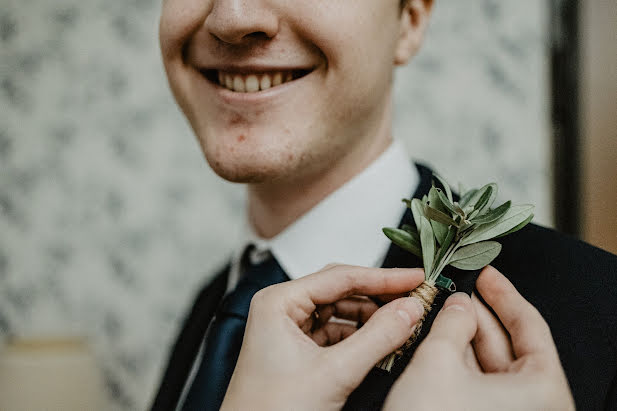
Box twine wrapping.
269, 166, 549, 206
376, 281, 439, 371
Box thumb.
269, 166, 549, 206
326, 297, 424, 382
421, 292, 477, 354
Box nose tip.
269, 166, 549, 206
205, 0, 279, 45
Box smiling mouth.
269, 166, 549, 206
200, 69, 313, 93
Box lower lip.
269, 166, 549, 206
196, 70, 314, 106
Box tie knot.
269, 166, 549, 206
218, 246, 288, 318
245, 243, 272, 266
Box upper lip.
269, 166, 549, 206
197, 64, 316, 74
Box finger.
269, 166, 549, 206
471, 292, 515, 372
300, 265, 425, 305
311, 323, 358, 347
374, 292, 410, 303
311, 297, 378, 331
476, 266, 554, 358
464, 343, 482, 373
421, 292, 477, 354
325, 297, 424, 382
328, 296, 379, 323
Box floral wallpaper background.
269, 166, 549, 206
0, 0, 550, 409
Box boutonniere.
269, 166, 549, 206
377, 174, 534, 371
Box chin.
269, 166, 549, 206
202, 147, 295, 184
195, 122, 316, 184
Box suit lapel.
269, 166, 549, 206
344, 163, 483, 410
150, 264, 230, 411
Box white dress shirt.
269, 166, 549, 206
177, 139, 418, 409
227, 138, 419, 291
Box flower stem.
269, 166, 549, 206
376, 282, 439, 372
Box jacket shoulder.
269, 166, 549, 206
492, 223, 617, 410
495, 223, 617, 309
494, 222, 617, 336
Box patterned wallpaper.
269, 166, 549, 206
0, 1, 550, 409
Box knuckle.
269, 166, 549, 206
321, 262, 342, 271
249, 290, 266, 310
338, 270, 358, 292
251, 286, 277, 309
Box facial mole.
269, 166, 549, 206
229, 114, 243, 125
237, 135, 246, 142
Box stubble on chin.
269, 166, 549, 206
202, 143, 296, 184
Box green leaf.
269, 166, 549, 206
495, 214, 534, 238
428, 187, 449, 244
480, 187, 499, 214
428, 186, 444, 210
478, 184, 498, 215
433, 173, 453, 203
467, 183, 497, 214
383, 227, 422, 257
401, 224, 418, 236
459, 188, 478, 208
472, 201, 511, 225
449, 241, 502, 270
436, 189, 464, 217
458, 182, 467, 198
453, 202, 465, 217
411, 199, 425, 232
473, 185, 495, 214
435, 226, 456, 263
420, 217, 435, 276
424, 204, 458, 228
400, 225, 421, 249
461, 205, 535, 246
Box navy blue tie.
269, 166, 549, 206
182, 248, 288, 410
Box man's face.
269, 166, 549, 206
160, 0, 428, 183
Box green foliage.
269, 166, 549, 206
383, 174, 534, 289
450, 241, 502, 270
383, 227, 421, 258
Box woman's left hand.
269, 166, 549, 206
221, 264, 425, 411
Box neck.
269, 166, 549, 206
247, 107, 394, 239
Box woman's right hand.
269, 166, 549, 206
384, 266, 575, 411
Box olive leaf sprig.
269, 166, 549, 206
376, 175, 534, 371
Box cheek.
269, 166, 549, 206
159, 0, 210, 60
291, 1, 400, 70
290, 6, 399, 115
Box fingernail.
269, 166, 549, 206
443, 292, 470, 312
444, 304, 466, 312
397, 310, 412, 326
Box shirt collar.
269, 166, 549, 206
236, 139, 419, 281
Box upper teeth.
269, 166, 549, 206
217, 71, 295, 93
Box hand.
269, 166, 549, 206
221, 264, 426, 411
384, 266, 574, 411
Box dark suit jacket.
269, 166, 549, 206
151, 164, 617, 411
